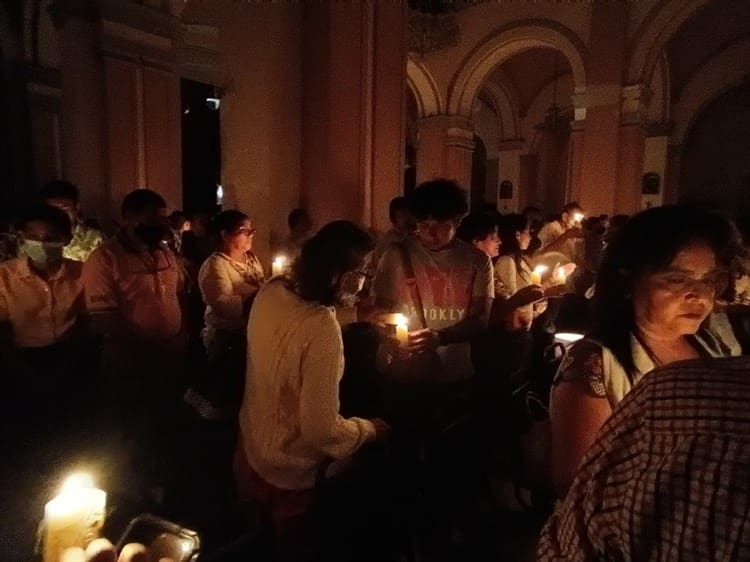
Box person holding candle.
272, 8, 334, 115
184, 210, 264, 421
549, 205, 743, 496
235, 220, 389, 561
537, 202, 585, 264
370, 179, 494, 538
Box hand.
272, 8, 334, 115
407, 328, 440, 354
369, 417, 391, 442
559, 262, 576, 277
61, 538, 175, 562
544, 283, 568, 297
510, 284, 545, 309
563, 227, 583, 241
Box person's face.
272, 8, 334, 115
562, 209, 583, 229
223, 218, 256, 254
130, 206, 170, 246
416, 218, 458, 251
45, 197, 78, 224
633, 241, 722, 339
22, 220, 67, 245
336, 261, 370, 306
517, 227, 532, 251
473, 228, 501, 258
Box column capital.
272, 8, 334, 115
621, 83, 652, 126
417, 115, 474, 150
498, 138, 523, 151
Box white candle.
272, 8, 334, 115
395, 313, 409, 346
44, 474, 106, 562
530, 265, 548, 286
271, 256, 287, 277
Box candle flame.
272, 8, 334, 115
273, 256, 286, 265
61, 473, 94, 494
394, 313, 408, 328
533, 265, 548, 275
573, 212, 584, 223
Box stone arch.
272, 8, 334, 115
479, 78, 520, 141
625, 0, 711, 86
447, 20, 587, 117
672, 38, 750, 146
647, 51, 670, 124
406, 56, 443, 118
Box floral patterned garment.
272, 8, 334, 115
63, 222, 105, 262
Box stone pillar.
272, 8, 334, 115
615, 84, 649, 214
218, 2, 302, 262
565, 113, 585, 205
576, 2, 628, 215
301, 4, 406, 232
497, 139, 522, 213
53, 1, 108, 219
415, 115, 474, 193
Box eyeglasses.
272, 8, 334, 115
656, 270, 729, 295
236, 227, 257, 236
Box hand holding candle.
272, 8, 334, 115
44, 473, 106, 562
394, 313, 409, 346
271, 255, 287, 277
530, 265, 548, 286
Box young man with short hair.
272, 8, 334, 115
537, 201, 585, 262
40, 180, 104, 262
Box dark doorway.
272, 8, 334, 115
181, 79, 221, 215
470, 134, 487, 211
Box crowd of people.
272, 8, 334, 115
2, 177, 750, 561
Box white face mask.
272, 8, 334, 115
336, 272, 366, 307
21, 240, 65, 267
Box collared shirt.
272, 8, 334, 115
0, 257, 84, 348
538, 356, 750, 561
64, 222, 104, 262
82, 234, 186, 341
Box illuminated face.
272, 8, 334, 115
473, 228, 501, 258
225, 218, 256, 253
517, 227, 532, 251
633, 241, 722, 339
416, 218, 458, 251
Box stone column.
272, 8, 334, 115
497, 139, 522, 213
53, 0, 108, 219
615, 84, 649, 214
415, 115, 474, 193
565, 107, 585, 205
664, 143, 683, 205
301, 3, 406, 232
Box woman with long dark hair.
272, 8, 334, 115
235, 220, 389, 561
549, 205, 742, 495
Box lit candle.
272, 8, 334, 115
395, 313, 409, 346
530, 265, 548, 285
44, 474, 106, 562
573, 212, 584, 225
554, 266, 567, 285
271, 256, 287, 277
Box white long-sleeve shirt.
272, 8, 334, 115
238, 279, 375, 490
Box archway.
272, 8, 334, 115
679, 77, 750, 218
447, 21, 587, 117
406, 56, 442, 118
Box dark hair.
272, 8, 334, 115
388, 197, 409, 224
168, 211, 188, 230
40, 180, 79, 205
409, 179, 468, 222
122, 189, 166, 217
292, 220, 374, 306
456, 212, 497, 244
562, 201, 583, 214
498, 214, 530, 270
593, 205, 742, 377
18, 203, 72, 240
209, 210, 248, 236
288, 208, 310, 230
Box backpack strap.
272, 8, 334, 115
396, 242, 428, 330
